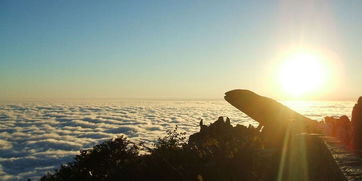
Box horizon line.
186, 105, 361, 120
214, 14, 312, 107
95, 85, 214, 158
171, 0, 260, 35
0, 96, 358, 103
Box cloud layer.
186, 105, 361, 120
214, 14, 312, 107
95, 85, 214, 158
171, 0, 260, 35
0, 100, 353, 180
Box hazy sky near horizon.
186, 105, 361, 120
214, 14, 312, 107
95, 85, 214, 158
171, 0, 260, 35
1, 0, 361, 100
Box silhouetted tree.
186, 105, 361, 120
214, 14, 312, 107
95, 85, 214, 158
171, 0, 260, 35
40, 117, 275, 181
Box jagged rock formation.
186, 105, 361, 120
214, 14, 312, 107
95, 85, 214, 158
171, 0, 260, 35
352, 97, 362, 150
189, 116, 261, 153
323, 116, 352, 146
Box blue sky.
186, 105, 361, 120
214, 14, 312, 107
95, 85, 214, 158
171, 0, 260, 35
1, 0, 361, 100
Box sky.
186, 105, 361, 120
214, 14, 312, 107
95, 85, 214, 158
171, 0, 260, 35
0, 0, 361, 101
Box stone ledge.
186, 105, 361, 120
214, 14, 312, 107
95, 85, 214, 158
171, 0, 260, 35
323, 137, 362, 181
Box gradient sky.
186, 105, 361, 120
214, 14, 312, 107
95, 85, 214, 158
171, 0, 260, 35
1, 0, 361, 100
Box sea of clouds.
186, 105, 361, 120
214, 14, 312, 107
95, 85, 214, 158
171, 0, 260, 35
0, 100, 355, 180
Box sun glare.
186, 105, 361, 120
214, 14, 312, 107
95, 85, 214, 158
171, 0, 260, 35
278, 53, 328, 98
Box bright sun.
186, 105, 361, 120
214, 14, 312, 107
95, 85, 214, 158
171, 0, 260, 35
278, 53, 328, 98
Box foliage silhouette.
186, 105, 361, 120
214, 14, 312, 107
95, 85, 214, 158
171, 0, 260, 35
41, 117, 269, 181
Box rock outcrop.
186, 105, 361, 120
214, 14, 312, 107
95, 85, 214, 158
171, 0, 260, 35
352, 97, 362, 150
323, 116, 351, 146
224, 89, 320, 148
189, 116, 261, 151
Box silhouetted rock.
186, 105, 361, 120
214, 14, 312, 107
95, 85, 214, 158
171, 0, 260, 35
224, 89, 319, 148
189, 116, 261, 152
323, 116, 351, 146
352, 97, 362, 150
199, 119, 207, 131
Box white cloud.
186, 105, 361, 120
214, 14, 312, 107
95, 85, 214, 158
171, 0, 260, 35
0, 100, 353, 180
0, 140, 12, 150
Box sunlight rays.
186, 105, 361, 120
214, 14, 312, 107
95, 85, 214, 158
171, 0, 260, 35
277, 120, 309, 181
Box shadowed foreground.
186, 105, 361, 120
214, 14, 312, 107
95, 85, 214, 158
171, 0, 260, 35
41, 117, 265, 181
40, 116, 343, 181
